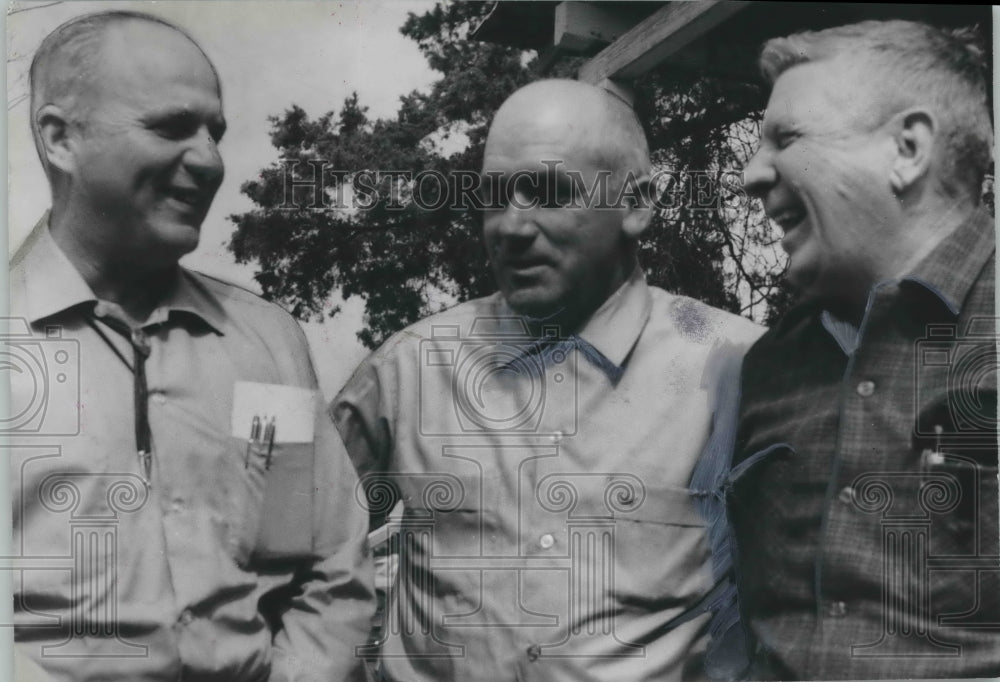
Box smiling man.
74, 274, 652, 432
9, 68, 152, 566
332, 79, 762, 681
722, 20, 999, 679
10, 11, 373, 681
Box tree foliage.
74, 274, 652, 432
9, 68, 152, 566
229, 1, 790, 349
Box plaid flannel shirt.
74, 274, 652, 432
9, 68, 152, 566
729, 209, 1000, 679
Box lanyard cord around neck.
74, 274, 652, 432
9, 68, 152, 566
85, 310, 153, 487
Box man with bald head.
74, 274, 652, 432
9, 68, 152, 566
11, 11, 373, 680
333, 79, 762, 681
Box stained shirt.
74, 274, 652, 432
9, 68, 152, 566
9, 221, 375, 682
728, 209, 1000, 679
331, 268, 763, 682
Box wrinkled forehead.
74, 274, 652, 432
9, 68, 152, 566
485, 117, 603, 168
484, 112, 644, 182
764, 57, 888, 133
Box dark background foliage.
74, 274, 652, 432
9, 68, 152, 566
228, 2, 805, 348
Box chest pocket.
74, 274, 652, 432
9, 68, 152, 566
912, 393, 999, 548
396, 471, 494, 558
229, 437, 316, 566
607, 482, 710, 605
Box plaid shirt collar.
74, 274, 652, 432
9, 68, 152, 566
14, 214, 227, 334
817, 208, 995, 354
900, 206, 995, 316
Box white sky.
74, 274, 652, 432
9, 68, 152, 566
6, 0, 441, 395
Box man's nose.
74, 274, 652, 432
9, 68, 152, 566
742, 147, 776, 199
184, 127, 225, 187
495, 190, 541, 238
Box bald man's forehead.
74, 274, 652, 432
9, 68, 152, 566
492, 86, 616, 137
486, 80, 649, 176
102, 20, 216, 78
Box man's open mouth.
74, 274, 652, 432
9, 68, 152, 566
167, 186, 208, 209
770, 205, 807, 232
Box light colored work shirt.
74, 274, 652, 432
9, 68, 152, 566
9, 222, 374, 682
332, 268, 762, 682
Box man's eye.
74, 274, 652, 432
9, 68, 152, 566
476, 180, 507, 209
775, 131, 800, 150
153, 119, 196, 140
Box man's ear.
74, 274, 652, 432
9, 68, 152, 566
35, 104, 78, 175
889, 108, 935, 195
620, 174, 653, 238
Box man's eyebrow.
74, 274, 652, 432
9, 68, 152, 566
760, 117, 788, 140
543, 165, 574, 182
143, 106, 195, 121
142, 108, 227, 136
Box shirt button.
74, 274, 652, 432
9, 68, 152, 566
179, 609, 194, 625
151, 392, 167, 406
171, 498, 184, 513
923, 449, 945, 466
539, 533, 555, 549
838, 486, 854, 505
856, 380, 875, 397
828, 601, 848, 617
526, 643, 541, 662
550, 431, 563, 444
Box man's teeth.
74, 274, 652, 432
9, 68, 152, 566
773, 209, 804, 229
170, 188, 200, 205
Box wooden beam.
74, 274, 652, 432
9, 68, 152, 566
597, 78, 636, 107
554, 2, 641, 53
579, 1, 751, 84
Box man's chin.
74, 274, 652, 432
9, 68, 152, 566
787, 271, 847, 313
143, 227, 202, 267
502, 291, 565, 324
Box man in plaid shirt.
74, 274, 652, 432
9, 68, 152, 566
720, 19, 998, 679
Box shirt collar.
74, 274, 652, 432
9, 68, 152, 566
818, 208, 995, 353
14, 215, 97, 325
574, 266, 652, 368
14, 216, 226, 334
900, 207, 995, 316
145, 270, 227, 334
495, 267, 652, 381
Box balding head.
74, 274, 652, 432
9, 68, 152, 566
29, 11, 216, 179
486, 79, 651, 184
30, 10, 225, 276
481, 79, 653, 330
